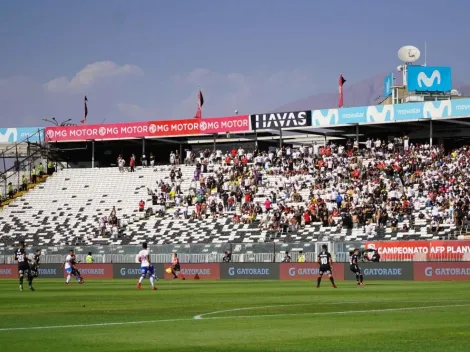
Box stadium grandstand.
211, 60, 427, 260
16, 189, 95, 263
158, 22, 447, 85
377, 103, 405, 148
2, 61, 470, 265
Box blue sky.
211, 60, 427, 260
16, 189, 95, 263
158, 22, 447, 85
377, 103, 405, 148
0, 0, 469, 127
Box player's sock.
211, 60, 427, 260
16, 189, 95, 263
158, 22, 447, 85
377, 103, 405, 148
329, 277, 336, 287
19, 276, 24, 286
356, 273, 360, 283
150, 276, 155, 288
28, 276, 33, 287
316, 277, 321, 287
359, 274, 364, 283
66, 274, 71, 283
179, 272, 186, 280
139, 275, 144, 284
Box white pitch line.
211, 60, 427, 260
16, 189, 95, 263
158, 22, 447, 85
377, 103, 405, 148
0, 302, 469, 332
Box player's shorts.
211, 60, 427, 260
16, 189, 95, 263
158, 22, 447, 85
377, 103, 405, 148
65, 267, 72, 273
18, 265, 30, 276
319, 265, 332, 275
350, 265, 361, 274
140, 266, 149, 276
173, 264, 181, 272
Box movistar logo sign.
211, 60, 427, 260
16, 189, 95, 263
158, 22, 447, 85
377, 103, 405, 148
417, 70, 441, 88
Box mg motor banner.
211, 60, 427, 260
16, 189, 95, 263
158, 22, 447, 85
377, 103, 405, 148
344, 262, 413, 280
221, 263, 279, 279
365, 241, 470, 261
68, 264, 113, 279
163, 263, 220, 280
45, 115, 249, 142
280, 263, 344, 280
147, 116, 249, 137
0, 265, 17, 278
414, 262, 470, 281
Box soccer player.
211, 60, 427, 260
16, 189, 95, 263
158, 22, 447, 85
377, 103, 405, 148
70, 251, 84, 284
316, 245, 337, 288
170, 253, 186, 280
29, 249, 41, 278
14, 241, 35, 291
63, 250, 84, 284
350, 249, 364, 285
137, 242, 157, 290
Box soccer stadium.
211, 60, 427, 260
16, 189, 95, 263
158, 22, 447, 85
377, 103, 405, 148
2, 5, 470, 350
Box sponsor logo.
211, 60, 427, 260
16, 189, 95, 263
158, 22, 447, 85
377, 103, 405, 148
250, 111, 311, 129
288, 267, 318, 276
363, 268, 402, 276
417, 70, 441, 88
0, 128, 18, 143
79, 268, 105, 275
312, 109, 339, 126
180, 268, 211, 275
228, 267, 270, 276
407, 66, 452, 92
422, 100, 451, 118
366, 105, 394, 123
0, 268, 12, 275
120, 268, 142, 276
38, 268, 56, 275
424, 267, 470, 277
383, 73, 393, 97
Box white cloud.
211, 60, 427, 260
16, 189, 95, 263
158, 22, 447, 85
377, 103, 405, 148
44, 61, 143, 93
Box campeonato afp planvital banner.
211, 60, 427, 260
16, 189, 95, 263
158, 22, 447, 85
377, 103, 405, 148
365, 241, 470, 261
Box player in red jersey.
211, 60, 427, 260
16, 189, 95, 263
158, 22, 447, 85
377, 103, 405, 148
170, 253, 186, 280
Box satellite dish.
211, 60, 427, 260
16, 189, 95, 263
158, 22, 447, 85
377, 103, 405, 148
397, 65, 404, 72
398, 45, 421, 63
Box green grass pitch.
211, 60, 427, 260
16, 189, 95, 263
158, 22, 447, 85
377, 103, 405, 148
1, 279, 469, 352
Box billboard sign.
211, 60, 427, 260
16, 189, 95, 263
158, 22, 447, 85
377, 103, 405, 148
221, 263, 279, 279
414, 262, 470, 281
451, 100, 470, 117
69, 264, 113, 279
163, 263, 220, 280
112, 263, 164, 279
280, 263, 344, 280
45, 115, 249, 142
344, 262, 413, 280
0, 265, 17, 279
36, 264, 64, 278
250, 111, 311, 130
337, 106, 368, 125
365, 241, 470, 261
407, 66, 452, 92
312, 108, 339, 127
0, 127, 43, 144
383, 73, 393, 97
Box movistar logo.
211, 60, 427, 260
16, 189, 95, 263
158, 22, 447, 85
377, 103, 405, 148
312, 109, 339, 126
417, 70, 441, 88
423, 100, 451, 118
0, 128, 18, 143
366, 105, 394, 123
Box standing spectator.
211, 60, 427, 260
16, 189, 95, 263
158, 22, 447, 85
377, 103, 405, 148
86, 252, 93, 264
129, 155, 136, 172
139, 200, 145, 212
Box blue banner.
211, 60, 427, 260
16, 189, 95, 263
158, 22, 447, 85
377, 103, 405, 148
451, 100, 470, 117
383, 73, 393, 97
337, 106, 368, 124
312, 108, 339, 127
366, 105, 394, 123
0, 127, 43, 143
422, 100, 451, 118
407, 66, 452, 92
393, 103, 424, 121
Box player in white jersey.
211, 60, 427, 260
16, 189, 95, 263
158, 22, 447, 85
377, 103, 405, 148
62, 249, 84, 285
137, 242, 157, 290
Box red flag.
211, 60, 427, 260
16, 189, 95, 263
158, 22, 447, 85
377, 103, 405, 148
80, 96, 88, 124
338, 74, 346, 108
194, 89, 204, 119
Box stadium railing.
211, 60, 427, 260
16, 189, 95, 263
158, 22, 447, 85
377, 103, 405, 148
1, 241, 469, 264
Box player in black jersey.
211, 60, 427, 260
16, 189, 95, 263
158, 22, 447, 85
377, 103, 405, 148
30, 249, 41, 278
316, 245, 337, 288
14, 241, 34, 291
349, 249, 364, 285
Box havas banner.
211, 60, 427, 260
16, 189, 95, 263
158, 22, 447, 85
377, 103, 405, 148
250, 111, 312, 130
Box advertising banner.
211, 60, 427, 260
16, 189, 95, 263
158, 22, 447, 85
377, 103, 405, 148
407, 66, 452, 92
36, 264, 64, 278
0, 264, 17, 279
451, 100, 470, 117
250, 111, 312, 130
0, 127, 43, 144
344, 262, 413, 280
414, 262, 470, 281
383, 73, 393, 98
280, 263, 344, 280
422, 100, 451, 119
393, 102, 424, 121
45, 116, 249, 142
337, 106, 368, 125
312, 108, 339, 127
148, 116, 249, 137
70, 264, 113, 279
365, 241, 470, 261
220, 263, 279, 280
366, 105, 394, 124
163, 263, 220, 280
112, 263, 164, 279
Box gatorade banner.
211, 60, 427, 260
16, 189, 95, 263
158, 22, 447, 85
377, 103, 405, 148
0, 265, 17, 279
68, 264, 113, 279
280, 263, 344, 280
414, 262, 470, 281
163, 263, 220, 280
